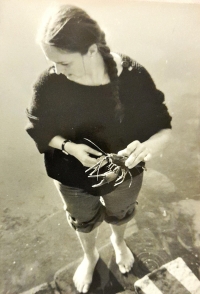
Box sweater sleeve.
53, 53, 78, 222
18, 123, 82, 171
131, 64, 172, 140
25, 71, 61, 153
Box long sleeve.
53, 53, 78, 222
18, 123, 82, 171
128, 63, 172, 141
25, 70, 61, 153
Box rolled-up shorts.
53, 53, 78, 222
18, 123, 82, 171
54, 173, 143, 233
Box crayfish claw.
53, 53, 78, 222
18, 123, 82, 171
90, 170, 119, 187
88, 175, 105, 179
82, 143, 133, 189
92, 180, 107, 188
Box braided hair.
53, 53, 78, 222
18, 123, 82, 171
37, 4, 124, 121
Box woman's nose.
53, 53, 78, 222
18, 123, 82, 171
55, 64, 65, 75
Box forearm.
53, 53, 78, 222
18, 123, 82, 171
143, 128, 172, 158
48, 135, 75, 154
48, 135, 65, 149
48, 136, 102, 167
119, 128, 172, 169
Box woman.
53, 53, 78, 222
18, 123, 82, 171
26, 4, 172, 293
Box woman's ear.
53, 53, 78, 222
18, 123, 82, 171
87, 44, 98, 57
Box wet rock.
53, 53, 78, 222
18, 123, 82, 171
54, 261, 80, 294
20, 282, 55, 294
54, 256, 121, 294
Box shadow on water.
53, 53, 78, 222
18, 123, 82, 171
87, 219, 199, 293
54, 257, 124, 294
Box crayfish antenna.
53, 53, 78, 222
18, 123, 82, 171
83, 138, 107, 155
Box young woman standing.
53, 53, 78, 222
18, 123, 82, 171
26, 4, 172, 293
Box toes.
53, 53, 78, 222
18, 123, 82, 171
73, 275, 88, 293
74, 280, 90, 293
118, 260, 133, 274
82, 284, 90, 293
119, 263, 127, 274
126, 263, 133, 272
115, 247, 134, 274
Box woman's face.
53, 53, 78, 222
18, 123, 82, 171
41, 44, 87, 79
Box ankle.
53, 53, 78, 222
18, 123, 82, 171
110, 233, 125, 246
84, 248, 99, 260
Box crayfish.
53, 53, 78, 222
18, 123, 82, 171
84, 138, 133, 188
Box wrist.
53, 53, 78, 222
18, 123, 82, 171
62, 141, 77, 156
62, 140, 72, 155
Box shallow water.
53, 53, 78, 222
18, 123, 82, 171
1, 1, 200, 293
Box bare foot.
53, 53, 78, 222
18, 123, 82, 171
73, 249, 99, 293
110, 234, 134, 274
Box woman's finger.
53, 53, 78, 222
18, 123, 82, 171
144, 153, 152, 162
118, 141, 140, 157
125, 144, 145, 165
129, 144, 146, 160
85, 146, 102, 156
126, 140, 140, 153
118, 149, 128, 156
82, 156, 100, 167
125, 149, 150, 169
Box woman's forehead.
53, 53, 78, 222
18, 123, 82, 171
41, 44, 78, 62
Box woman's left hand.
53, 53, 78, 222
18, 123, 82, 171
118, 140, 152, 169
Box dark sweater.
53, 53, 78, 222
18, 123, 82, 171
26, 55, 172, 196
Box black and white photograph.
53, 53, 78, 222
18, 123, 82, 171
0, 0, 200, 293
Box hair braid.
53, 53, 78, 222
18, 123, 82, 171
98, 43, 124, 122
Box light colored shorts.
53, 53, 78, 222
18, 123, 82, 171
54, 173, 143, 233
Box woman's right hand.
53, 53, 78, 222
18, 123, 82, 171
66, 142, 102, 167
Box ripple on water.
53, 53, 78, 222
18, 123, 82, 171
135, 250, 170, 276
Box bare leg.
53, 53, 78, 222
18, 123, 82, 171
110, 223, 134, 273
73, 227, 99, 293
